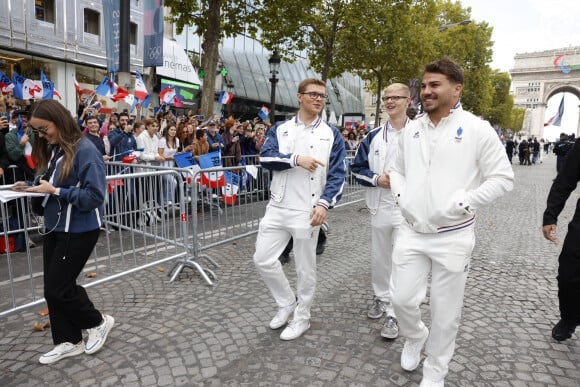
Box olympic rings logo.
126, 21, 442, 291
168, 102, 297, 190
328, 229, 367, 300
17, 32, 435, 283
148, 46, 162, 59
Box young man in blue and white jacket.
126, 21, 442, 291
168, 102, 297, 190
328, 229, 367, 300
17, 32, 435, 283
254, 78, 346, 341
390, 59, 514, 387
351, 83, 412, 340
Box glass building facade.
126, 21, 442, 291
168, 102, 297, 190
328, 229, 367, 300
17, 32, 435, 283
175, 26, 365, 125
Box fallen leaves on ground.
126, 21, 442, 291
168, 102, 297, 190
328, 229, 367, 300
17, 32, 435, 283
33, 321, 51, 331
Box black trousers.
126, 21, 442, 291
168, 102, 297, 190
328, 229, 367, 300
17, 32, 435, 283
43, 229, 103, 345
557, 221, 580, 324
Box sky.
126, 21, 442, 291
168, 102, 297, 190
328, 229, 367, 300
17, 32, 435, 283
459, 0, 580, 133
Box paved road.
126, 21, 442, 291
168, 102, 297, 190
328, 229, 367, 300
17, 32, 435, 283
1, 154, 579, 386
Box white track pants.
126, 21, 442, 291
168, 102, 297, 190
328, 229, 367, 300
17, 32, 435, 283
392, 223, 475, 381
371, 206, 402, 314
253, 205, 320, 322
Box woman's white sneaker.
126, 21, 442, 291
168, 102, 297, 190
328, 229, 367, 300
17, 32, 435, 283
39, 341, 84, 364
85, 314, 115, 355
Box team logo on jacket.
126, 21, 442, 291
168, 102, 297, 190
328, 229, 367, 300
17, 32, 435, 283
412, 131, 420, 139
454, 127, 463, 142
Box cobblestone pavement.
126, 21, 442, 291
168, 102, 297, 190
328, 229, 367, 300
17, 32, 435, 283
1, 154, 579, 386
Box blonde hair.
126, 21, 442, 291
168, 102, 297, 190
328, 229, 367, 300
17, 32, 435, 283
383, 83, 410, 96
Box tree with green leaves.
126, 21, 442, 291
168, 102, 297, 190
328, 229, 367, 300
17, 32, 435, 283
431, 1, 494, 117
487, 71, 514, 128
164, 0, 261, 117
337, 0, 438, 123
257, 0, 353, 83
258, 0, 378, 120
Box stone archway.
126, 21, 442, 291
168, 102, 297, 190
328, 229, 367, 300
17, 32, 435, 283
510, 46, 580, 138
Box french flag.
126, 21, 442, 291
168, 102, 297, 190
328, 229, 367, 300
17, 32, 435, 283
158, 86, 183, 107
134, 70, 149, 101
0, 71, 14, 95
110, 86, 130, 102
198, 151, 225, 188
221, 171, 239, 205
40, 71, 55, 100
218, 91, 233, 105
73, 75, 82, 97
544, 95, 565, 127
12, 73, 41, 100
95, 76, 115, 97
258, 105, 270, 120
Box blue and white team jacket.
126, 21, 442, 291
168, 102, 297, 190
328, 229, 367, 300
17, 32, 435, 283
260, 116, 346, 211
351, 122, 404, 213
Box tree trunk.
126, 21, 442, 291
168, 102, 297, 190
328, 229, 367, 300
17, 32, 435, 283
200, 0, 222, 120
375, 74, 383, 126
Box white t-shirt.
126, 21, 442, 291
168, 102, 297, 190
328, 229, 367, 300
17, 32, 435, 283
158, 137, 180, 167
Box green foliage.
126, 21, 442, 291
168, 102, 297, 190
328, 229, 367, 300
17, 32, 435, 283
487, 71, 514, 128
164, 0, 263, 116
509, 107, 526, 132
257, 0, 351, 81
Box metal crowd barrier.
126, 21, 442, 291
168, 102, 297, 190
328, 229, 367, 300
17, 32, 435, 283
0, 156, 363, 318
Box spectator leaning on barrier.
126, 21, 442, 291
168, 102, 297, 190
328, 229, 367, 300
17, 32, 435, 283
542, 136, 580, 342
192, 128, 209, 161
136, 118, 164, 165
253, 78, 346, 341
351, 82, 412, 341
13, 99, 113, 365
389, 58, 513, 387
158, 122, 179, 206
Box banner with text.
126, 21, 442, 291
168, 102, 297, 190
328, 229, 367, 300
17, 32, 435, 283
143, 0, 164, 67
102, 0, 120, 72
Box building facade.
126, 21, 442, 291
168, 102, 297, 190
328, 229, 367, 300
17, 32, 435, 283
0, 0, 364, 126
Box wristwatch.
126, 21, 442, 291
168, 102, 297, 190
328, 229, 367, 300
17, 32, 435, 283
53, 187, 60, 196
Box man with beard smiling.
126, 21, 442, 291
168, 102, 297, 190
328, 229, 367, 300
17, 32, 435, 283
389, 58, 514, 387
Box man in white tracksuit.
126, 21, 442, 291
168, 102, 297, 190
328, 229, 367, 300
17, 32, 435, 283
351, 83, 412, 339
254, 78, 346, 341
390, 58, 514, 387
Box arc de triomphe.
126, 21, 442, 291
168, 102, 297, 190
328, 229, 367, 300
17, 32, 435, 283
510, 46, 580, 138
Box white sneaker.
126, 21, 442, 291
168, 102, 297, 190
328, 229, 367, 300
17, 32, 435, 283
39, 341, 84, 364
85, 314, 115, 354
280, 319, 310, 341
401, 327, 429, 371
269, 301, 297, 329
420, 377, 444, 387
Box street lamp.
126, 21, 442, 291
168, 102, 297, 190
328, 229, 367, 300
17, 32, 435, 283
438, 19, 471, 31
268, 50, 281, 124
